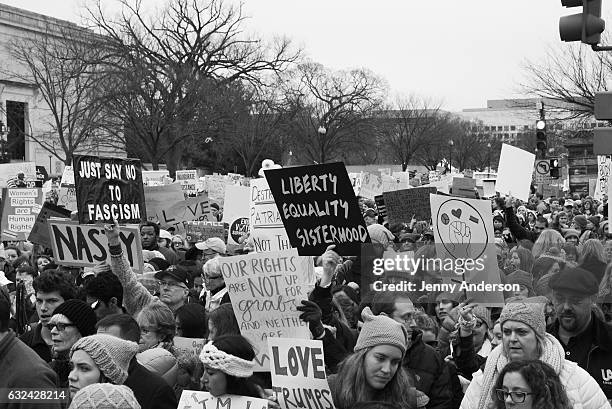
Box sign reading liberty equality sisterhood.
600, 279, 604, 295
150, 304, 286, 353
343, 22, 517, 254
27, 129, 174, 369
0, 188, 44, 241
73, 156, 146, 224
219, 249, 315, 371
264, 162, 370, 256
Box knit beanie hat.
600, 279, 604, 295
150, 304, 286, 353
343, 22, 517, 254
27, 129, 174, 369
355, 307, 407, 355
472, 306, 492, 329
53, 299, 97, 337
573, 214, 588, 229
534, 273, 555, 297
71, 334, 139, 385
563, 229, 580, 239
69, 384, 141, 409
499, 297, 547, 338
506, 270, 534, 292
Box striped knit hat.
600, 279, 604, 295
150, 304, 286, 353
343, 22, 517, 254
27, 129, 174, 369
70, 334, 139, 385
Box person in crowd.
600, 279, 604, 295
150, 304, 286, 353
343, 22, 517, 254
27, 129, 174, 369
135, 300, 176, 352
531, 229, 565, 259
460, 298, 610, 409
140, 222, 177, 265
578, 239, 607, 283
563, 228, 580, 246
69, 384, 141, 409
492, 360, 573, 409
435, 292, 459, 324
210, 203, 222, 222
505, 201, 547, 242
14, 265, 37, 322
96, 313, 178, 409
490, 319, 502, 348
548, 266, 612, 400
561, 242, 579, 265
84, 272, 125, 320
0, 288, 63, 409
200, 257, 230, 313
175, 303, 207, 338
68, 334, 139, 399
171, 235, 186, 262
195, 237, 226, 264
20, 269, 77, 362
327, 309, 417, 409
505, 247, 534, 275
531, 255, 563, 285
34, 255, 52, 273
158, 229, 173, 249
363, 208, 378, 226
48, 299, 97, 387
207, 303, 240, 340
413, 311, 439, 348
505, 270, 534, 299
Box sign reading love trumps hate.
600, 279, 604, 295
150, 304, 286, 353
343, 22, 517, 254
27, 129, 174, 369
268, 338, 335, 409
264, 162, 370, 256
218, 249, 315, 371
73, 156, 146, 224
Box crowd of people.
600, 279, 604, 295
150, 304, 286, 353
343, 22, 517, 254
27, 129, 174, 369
1, 181, 612, 409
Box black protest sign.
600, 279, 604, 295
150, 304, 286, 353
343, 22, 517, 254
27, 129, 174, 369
27, 202, 72, 247
73, 155, 146, 224
383, 186, 437, 224
264, 162, 370, 256
374, 194, 387, 223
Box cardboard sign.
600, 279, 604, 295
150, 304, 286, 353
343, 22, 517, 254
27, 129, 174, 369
0, 188, 44, 241
57, 166, 78, 211
264, 162, 370, 256
173, 337, 205, 360
430, 194, 503, 305
383, 187, 437, 224
73, 156, 146, 224
452, 177, 476, 198
249, 178, 291, 252
178, 391, 268, 409
185, 221, 225, 242
0, 162, 36, 188
482, 179, 496, 198
27, 202, 72, 247
48, 220, 144, 272
206, 174, 228, 206
348, 172, 362, 196
359, 171, 383, 199
142, 170, 170, 186
219, 249, 315, 370
175, 170, 198, 198
496, 144, 535, 201
268, 338, 335, 409
595, 155, 612, 201
222, 185, 250, 246
144, 184, 185, 224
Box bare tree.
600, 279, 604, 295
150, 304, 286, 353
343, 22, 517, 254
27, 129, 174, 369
280, 62, 387, 164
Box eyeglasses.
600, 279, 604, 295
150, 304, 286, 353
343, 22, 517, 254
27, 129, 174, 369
45, 322, 76, 332
495, 389, 534, 403
157, 280, 186, 289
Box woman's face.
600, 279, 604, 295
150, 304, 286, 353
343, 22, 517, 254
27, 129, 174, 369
491, 323, 503, 348
512, 285, 530, 299
363, 345, 403, 390
510, 252, 521, 268
68, 350, 102, 398
5, 249, 18, 263
527, 213, 536, 223
201, 365, 227, 396
500, 371, 534, 409
49, 314, 82, 353
137, 317, 164, 352
547, 262, 561, 276
37, 257, 50, 272
502, 320, 539, 362
558, 215, 568, 225
605, 241, 612, 262
586, 221, 595, 230
565, 251, 576, 263
565, 235, 578, 245
494, 220, 503, 230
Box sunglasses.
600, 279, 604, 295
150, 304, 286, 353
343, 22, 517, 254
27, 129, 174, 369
45, 322, 76, 332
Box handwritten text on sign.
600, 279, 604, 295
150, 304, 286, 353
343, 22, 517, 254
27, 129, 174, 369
178, 391, 268, 409
250, 178, 291, 252
269, 338, 335, 409
219, 249, 314, 370
0, 188, 44, 241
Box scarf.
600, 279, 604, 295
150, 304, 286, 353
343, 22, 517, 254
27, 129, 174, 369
476, 333, 564, 409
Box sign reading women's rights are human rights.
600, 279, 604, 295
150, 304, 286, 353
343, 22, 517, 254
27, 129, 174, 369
264, 162, 370, 256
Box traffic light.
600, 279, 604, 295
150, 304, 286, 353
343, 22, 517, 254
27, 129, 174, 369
559, 0, 605, 45
550, 158, 560, 178
536, 120, 547, 159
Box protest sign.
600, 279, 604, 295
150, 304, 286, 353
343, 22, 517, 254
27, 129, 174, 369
206, 174, 228, 206
222, 185, 250, 246
496, 144, 535, 202
594, 155, 612, 201
27, 202, 72, 247
430, 194, 503, 305
153, 195, 213, 235
374, 195, 387, 223
57, 166, 78, 211
383, 187, 437, 224
144, 183, 185, 224
482, 179, 496, 197
348, 172, 362, 196
451, 177, 476, 198
73, 156, 146, 224
249, 178, 291, 252
48, 219, 144, 272
359, 171, 383, 199
0, 188, 44, 241
178, 391, 268, 409
185, 221, 225, 242
219, 249, 315, 370
268, 338, 335, 409
0, 162, 36, 188
382, 174, 409, 192
142, 170, 170, 186
264, 162, 370, 256
173, 337, 205, 360
175, 170, 198, 199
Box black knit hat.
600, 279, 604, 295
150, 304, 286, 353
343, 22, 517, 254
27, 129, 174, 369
53, 299, 97, 336
549, 266, 599, 297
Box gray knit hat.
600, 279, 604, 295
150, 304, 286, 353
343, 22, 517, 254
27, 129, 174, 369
70, 334, 139, 385
499, 297, 547, 338
355, 307, 408, 355
69, 384, 141, 409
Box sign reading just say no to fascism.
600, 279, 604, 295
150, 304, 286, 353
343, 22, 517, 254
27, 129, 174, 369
264, 162, 370, 256
73, 155, 146, 224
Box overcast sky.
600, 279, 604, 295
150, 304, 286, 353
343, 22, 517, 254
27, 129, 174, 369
0, 0, 582, 111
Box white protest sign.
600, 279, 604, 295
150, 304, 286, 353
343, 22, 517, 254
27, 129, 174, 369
482, 179, 496, 197
359, 171, 383, 199
0, 188, 44, 241
268, 338, 335, 409
495, 144, 535, 202
219, 249, 315, 370
348, 172, 362, 196
249, 178, 291, 252
175, 170, 198, 198
57, 166, 77, 211
222, 185, 250, 246
142, 170, 170, 186
206, 174, 229, 206
178, 391, 268, 409
595, 155, 612, 201
0, 162, 36, 188
173, 337, 205, 360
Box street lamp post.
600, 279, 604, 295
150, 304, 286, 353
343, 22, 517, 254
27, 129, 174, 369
317, 126, 327, 163
487, 142, 492, 173
448, 139, 454, 173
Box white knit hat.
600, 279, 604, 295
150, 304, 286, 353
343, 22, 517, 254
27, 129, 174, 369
69, 384, 140, 409
199, 341, 255, 378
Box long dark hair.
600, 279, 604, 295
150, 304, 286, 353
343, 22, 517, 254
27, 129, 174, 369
211, 335, 263, 398
492, 360, 572, 409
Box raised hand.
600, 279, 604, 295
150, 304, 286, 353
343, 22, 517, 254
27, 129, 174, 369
103, 218, 121, 247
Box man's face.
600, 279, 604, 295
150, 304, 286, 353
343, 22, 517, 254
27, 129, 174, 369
534, 222, 546, 233
141, 226, 157, 248
436, 301, 454, 321
391, 296, 416, 342
36, 291, 65, 325
551, 200, 560, 211
552, 291, 592, 334
158, 276, 188, 307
